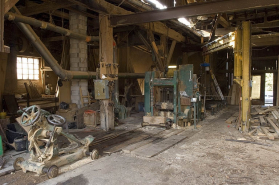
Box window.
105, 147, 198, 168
17, 57, 40, 80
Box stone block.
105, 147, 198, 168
71, 80, 79, 86
71, 90, 79, 96
70, 62, 79, 68
71, 86, 79, 91
70, 48, 79, 53
79, 62, 87, 68
79, 80, 88, 87
80, 86, 87, 91
71, 95, 80, 101
70, 53, 78, 58
70, 57, 80, 63
70, 43, 78, 49
78, 53, 87, 58
70, 67, 80, 71
80, 67, 87, 71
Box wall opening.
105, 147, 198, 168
265, 73, 273, 106
251, 75, 261, 99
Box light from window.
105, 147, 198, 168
17, 57, 39, 80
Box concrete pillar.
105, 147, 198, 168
69, 10, 88, 108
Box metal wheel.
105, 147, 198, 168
47, 114, 66, 126
90, 149, 99, 160
47, 165, 59, 179
165, 121, 172, 130
20, 105, 41, 126
13, 157, 24, 171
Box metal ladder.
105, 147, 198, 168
210, 69, 225, 100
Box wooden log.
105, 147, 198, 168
248, 128, 257, 136
261, 127, 275, 140
143, 116, 167, 125
266, 117, 279, 136
225, 112, 239, 124
259, 116, 267, 126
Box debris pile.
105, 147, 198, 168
247, 106, 279, 140
225, 106, 279, 140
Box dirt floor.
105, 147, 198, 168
2, 106, 279, 185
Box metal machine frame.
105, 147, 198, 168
143, 64, 203, 128
14, 105, 99, 178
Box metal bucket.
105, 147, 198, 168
83, 110, 97, 127
14, 137, 27, 151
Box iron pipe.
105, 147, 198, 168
14, 20, 144, 80
5, 12, 99, 42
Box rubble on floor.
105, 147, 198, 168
226, 105, 279, 140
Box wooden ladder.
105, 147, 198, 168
79, 87, 91, 107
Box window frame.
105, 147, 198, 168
16, 56, 41, 80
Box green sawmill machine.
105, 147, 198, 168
142, 64, 203, 128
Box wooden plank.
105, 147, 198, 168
105, 134, 150, 153
123, 129, 183, 154
4, 0, 18, 13
259, 116, 267, 126
248, 128, 257, 136
261, 127, 275, 140
255, 107, 262, 114
132, 134, 187, 158
225, 112, 238, 124
143, 116, 167, 125
259, 107, 275, 114
266, 117, 279, 136
271, 110, 279, 120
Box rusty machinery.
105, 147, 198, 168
13, 105, 99, 178
142, 64, 203, 128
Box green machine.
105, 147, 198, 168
143, 64, 203, 128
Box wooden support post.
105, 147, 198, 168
241, 21, 251, 131
4, 0, 19, 13
166, 40, 177, 67
0, 0, 4, 52
234, 28, 242, 79
277, 55, 279, 106
99, 14, 114, 131
148, 30, 164, 72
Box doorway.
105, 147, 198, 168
265, 73, 273, 106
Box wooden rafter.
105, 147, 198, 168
4, 0, 19, 13
20, 0, 75, 16
94, 0, 185, 42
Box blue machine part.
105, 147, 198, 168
200, 63, 210, 67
